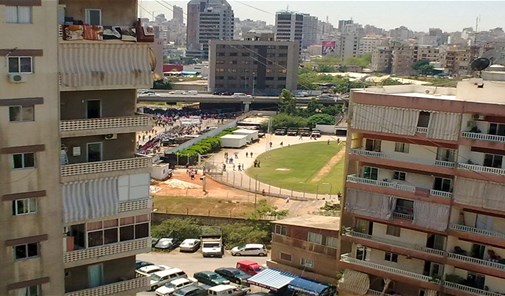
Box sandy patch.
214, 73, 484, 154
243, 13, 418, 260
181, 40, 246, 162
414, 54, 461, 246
275, 168, 290, 171
164, 179, 201, 189
311, 146, 346, 182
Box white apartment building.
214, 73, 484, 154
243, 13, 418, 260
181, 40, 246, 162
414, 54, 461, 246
358, 36, 388, 55
275, 11, 303, 47
339, 67, 505, 296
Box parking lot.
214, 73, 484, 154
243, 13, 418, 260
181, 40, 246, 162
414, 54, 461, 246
136, 249, 268, 295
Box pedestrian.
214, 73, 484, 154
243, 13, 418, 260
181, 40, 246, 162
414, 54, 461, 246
250, 152, 253, 158
222, 163, 226, 172
327, 139, 330, 145
337, 138, 340, 144
286, 196, 290, 203
299, 134, 303, 140
257, 160, 261, 168
233, 164, 236, 171
269, 142, 272, 149
190, 171, 195, 180
246, 152, 249, 158
253, 160, 258, 167
234, 152, 238, 158
280, 141, 283, 146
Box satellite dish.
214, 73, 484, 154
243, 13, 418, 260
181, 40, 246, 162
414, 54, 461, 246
471, 57, 491, 72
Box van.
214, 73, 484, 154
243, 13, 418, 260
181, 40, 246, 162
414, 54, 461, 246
236, 260, 264, 276
231, 244, 267, 256
150, 268, 188, 291
208, 284, 249, 296
187, 90, 198, 95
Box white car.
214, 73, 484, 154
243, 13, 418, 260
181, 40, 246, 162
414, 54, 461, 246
231, 244, 267, 256
179, 239, 201, 252
155, 278, 197, 296
137, 265, 172, 276
150, 268, 188, 291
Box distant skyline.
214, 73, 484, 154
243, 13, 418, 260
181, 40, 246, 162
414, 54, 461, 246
139, 1, 505, 32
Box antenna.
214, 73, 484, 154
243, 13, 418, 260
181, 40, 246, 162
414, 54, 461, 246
470, 57, 490, 78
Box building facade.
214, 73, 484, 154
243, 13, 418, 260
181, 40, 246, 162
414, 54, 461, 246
371, 46, 392, 73
1, 1, 154, 295
339, 70, 505, 296
358, 36, 388, 55
186, 0, 234, 59
302, 14, 319, 48
208, 40, 299, 96
275, 11, 303, 46
268, 216, 340, 285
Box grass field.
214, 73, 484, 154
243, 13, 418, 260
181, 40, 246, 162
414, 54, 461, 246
153, 196, 256, 217
246, 141, 345, 194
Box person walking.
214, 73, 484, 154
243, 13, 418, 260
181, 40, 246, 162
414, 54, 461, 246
269, 142, 272, 149
327, 139, 330, 145
245, 152, 249, 158
250, 152, 253, 158
257, 160, 261, 168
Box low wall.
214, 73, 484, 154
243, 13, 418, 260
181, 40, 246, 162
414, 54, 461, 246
316, 124, 337, 134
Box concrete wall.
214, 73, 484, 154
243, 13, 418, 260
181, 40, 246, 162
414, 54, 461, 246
61, 133, 136, 164
60, 90, 136, 120
372, 222, 428, 247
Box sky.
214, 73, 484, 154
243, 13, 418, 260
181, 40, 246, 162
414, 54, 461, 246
139, 1, 505, 32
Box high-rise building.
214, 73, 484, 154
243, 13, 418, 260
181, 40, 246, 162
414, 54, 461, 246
173, 5, 184, 24
371, 46, 393, 73
391, 43, 419, 75
338, 19, 354, 32
338, 23, 364, 59
1, 1, 154, 295
186, 0, 235, 59
302, 14, 319, 48
275, 11, 303, 46
339, 68, 505, 296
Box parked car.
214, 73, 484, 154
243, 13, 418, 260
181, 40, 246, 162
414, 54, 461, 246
152, 237, 161, 247
208, 285, 249, 296
137, 265, 172, 276
232, 93, 252, 99
136, 260, 154, 270
274, 128, 287, 135
310, 130, 321, 138
154, 238, 181, 250
173, 285, 208, 296
231, 244, 267, 256
150, 268, 188, 291
214, 267, 251, 284
298, 128, 311, 136
236, 260, 264, 276
155, 278, 197, 296
287, 128, 298, 136
179, 239, 201, 252
193, 271, 230, 286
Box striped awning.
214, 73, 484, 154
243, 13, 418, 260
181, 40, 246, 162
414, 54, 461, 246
247, 269, 297, 291
288, 277, 330, 296
59, 42, 152, 90
338, 269, 369, 295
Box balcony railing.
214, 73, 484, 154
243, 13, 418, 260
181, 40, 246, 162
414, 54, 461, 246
462, 132, 505, 143
416, 127, 428, 133
458, 163, 505, 176
429, 189, 453, 198
434, 160, 458, 168
449, 224, 505, 240
64, 273, 149, 296
346, 175, 416, 193
350, 149, 385, 158
345, 230, 445, 256
444, 281, 503, 296
60, 115, 152, 134
61, 156, 150, 177
64, 238, 150, 264
340, 253, 436, 283
366, 290, 392, 296
447, 252, 505, 271
392, 211, 414, 220
351, 149, 457, 170
119, 198, 152, 213
272, 234, 337, 257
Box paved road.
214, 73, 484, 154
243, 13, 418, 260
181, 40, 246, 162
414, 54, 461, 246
137, 250, 268, 296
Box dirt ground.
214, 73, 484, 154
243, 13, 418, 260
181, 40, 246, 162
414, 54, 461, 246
151, 169, 326, 217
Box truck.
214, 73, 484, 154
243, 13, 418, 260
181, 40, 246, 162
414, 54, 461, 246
201, 226, 224, 258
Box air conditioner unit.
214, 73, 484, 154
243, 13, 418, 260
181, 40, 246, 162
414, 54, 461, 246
473, 114, 485, 121
104, 134, 117, 140
8, 73, 27, 83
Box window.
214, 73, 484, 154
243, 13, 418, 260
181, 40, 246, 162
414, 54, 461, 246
85, 9, 102, 25
307, 232, 323, 245
484, 154, 503, 168
14, 243, 39, 260
363, 166, 378, 180
325, 236, 338, 248
9, 105, 34, 122
8, 56, 33, 73
274, 225, 287, 235
12, 198, 37, 215
365, 139, 381, 152
386, 225, 401, 237
86, 216, 148, 247
393, 171, 406, 181
489, 123, 505, 136
300, 258, 314, 268
394, 142, 409, 153
280, 252, 291, 261
436, 148, 456, 162
384, 252, 398, 262
6, 6, 32, 24
433, 177, 452, 192
13, 153, 35, 169
417, 111, 430, 127
13, 286, 40, 296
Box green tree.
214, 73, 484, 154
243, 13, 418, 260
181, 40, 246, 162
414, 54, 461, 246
151, 218, 201, 241
248, 199, 288, 220
261, 113, 308, 130
308, 114, 336, 127
318, 65, 336, 73
413, 60, 436, 76
305, 98, 323, 116
379, 78, 404, 86
153, 79, 172, 90
278, 89, 297, 115
221, 223, 271, 248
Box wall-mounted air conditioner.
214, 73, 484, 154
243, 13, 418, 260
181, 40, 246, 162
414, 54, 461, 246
104, 134, 117, 140
8, 73, 28, 83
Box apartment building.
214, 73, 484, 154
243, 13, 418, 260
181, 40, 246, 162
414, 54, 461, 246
358, 36, 388, 55
1, 1, 154, 295
391, 43, 418, 76
370, 46, 392, 73
208, 39, 299, 96
339, 68, 505, 296
1, 1, 64, 295
439, 45, 479, 76
275, 11, 303, 47
268, 216, 340, 285
302, 14, 319, 48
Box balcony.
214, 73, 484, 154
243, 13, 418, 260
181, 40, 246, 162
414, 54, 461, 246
462, 132, 505, 143
61, 156, 151, 181
458, 163, 505, 176
272, 234, 337, 257
344, 230, 445, 257
346, 174, 415, 193
60, 115, 152, 138
429, 189, 453, 198
447, 252, 505, 271
449, 224, 505, 240
416, 127, 428, 134
64, 273, 149, 296
119, 198, 152, 213
444, 281, 503, 296
64, 238, 150, 267
349, 149, 385, 158
434, 160, 458, 168
340, 254, 436, 283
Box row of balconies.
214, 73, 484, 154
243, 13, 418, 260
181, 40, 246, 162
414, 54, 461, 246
60, 114, 152, 138
65, 273, 149, 296
61, 156, 151, 180
271, 233, 337, 257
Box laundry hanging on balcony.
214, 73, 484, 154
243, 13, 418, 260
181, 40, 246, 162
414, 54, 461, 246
337, 269, 369, 295
412, 200, 450, 231
345, 188, 397, 220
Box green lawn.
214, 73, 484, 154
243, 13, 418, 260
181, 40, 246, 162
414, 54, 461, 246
246, 141, 345, 194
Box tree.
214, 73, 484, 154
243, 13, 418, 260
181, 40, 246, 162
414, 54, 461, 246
151, 218, 201, 240
278, 89, 297, 115
318, 65, 336, 73
153, 79, 172, 90
412, 60, 436, 76
308, 114, 335, 127
247, 199, 288, 220
379, 78, 404, 86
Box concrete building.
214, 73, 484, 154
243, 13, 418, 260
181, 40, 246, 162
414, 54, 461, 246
417, 46, 440, 62
338, 68, 505, 296
391, 43, 418, 76
302, 14, 319, 48
1, 1, 154, 295
358, 36, 388, 55
186, 0, 234, 59
208, 40, 299, 96
268, 216, 340, 285
275, 11, 303, 47
338, 23, 364, 59
243, 30, 275, 41
439, 45, 477, 76
371, 46, 392, 73
173, 5, 184, 24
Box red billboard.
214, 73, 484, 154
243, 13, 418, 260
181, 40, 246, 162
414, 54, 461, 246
322, 41, 336, 56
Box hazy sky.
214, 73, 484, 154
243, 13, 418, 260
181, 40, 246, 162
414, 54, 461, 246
139, 1, 505, 32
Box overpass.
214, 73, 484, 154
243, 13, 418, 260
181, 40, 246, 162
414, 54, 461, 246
137, 91, 345, 111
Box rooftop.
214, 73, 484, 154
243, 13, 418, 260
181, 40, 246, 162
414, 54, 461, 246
273, 215, 340, 231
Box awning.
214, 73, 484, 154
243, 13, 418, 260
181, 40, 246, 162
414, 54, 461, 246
338, 269, 369, 295
288, 277, 330, 296
247, 269, 297, 291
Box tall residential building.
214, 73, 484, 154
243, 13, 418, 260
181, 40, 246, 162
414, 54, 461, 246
371, 46, 392, 73
208, 39, 299, 97
1, 1, 64, 295
358, 36, 388, 55
391, 43, 418, 75
338, 19, 354, 32
275, 11, 303, 47
186, 0, 234, 59
173, 5, 184, 24
1, 1, 155, 295
302, 14, 319, 48
338, 23, 364, 59
339, 69, 505, 296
